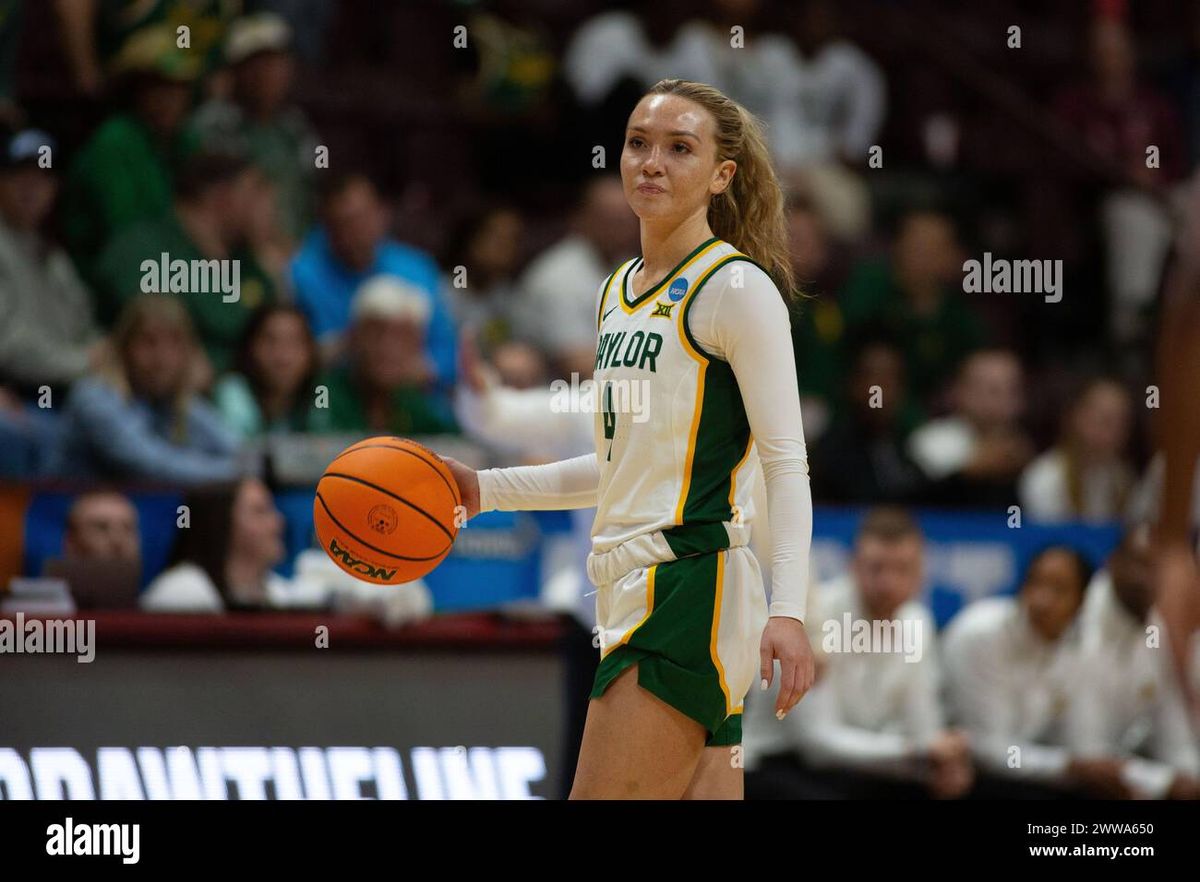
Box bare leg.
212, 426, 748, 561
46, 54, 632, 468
1155, 273, 1200, 708
569, 663, 707, 799
682, 746, 743, 800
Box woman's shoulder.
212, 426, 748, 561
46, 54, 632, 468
682, 247, 790, 356
697, 248, 784, 311
708, 246, 775, 284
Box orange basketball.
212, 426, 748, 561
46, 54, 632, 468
314, 436, 462, 584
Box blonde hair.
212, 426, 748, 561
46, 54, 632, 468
645, 79, 796, 299
100, 295, 200, 444
1060, 377, 1133, 518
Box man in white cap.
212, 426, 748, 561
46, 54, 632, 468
307, 274, 458, 436
189, 12, 319, 240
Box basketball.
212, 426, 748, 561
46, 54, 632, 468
314, 437, 462, 584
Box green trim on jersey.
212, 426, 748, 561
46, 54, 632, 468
679, 359, 751, 524
594, 269, 618, 331
622, 236, 720, 310
679, 254, 764, 361
674, 254, 759, 528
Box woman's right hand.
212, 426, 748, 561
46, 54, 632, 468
441, 456, 481, 521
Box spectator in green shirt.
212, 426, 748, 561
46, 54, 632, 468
62, 24, 201, 279
92, 151, 276, 377
188, 12, 319, 242
308, 276, 459, 437
839, 209, 986, 408
784, 194, 857, 438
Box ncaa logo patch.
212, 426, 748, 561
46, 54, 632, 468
368, 504, 398, 534
667, 278, 688, 301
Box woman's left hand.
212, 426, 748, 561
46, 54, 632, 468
759, 616, 816, 719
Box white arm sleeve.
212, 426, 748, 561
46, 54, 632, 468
471, 268, 609, 514
691, 263, 814, 621
477, 454, 601, 512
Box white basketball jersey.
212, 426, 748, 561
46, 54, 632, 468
589, 237, 762, 568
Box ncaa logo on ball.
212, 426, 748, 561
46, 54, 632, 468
327, 537, 397, 581
667, 278, 688, 301
368, 504, 399, 535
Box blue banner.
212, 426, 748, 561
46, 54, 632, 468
20, 489, 1121, 622
811, 507, 1121, 627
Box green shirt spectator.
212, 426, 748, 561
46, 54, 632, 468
91, 151, 273, 375
791, 295, 845, 405
63, 26, 204, 276
840, 257, 985, 404
93, 210, 274, 373
306, 276, 460, 437
63, 112, 198, 279
307, 364, 458, 437
839, 210, 985, 406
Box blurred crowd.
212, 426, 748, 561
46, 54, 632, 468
0, 0, 1199, 796
744, 508, 1199, 800
0, 0, 1196, 514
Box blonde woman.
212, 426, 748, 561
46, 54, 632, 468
51, 295, 242, 484
443, 79, 815, 799
1019, 377, 1135, 523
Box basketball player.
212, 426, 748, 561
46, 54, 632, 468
443, 79, 815, 799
